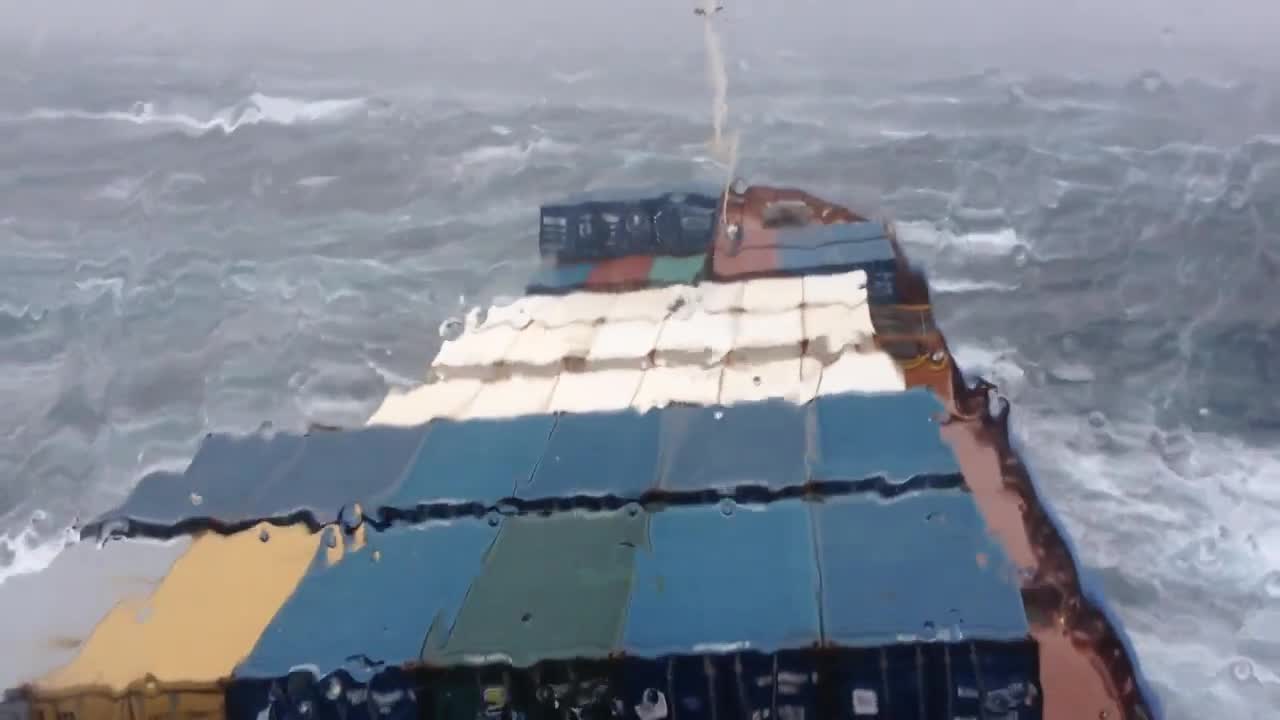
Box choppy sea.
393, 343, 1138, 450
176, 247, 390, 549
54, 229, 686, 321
0, 23, 1278, 718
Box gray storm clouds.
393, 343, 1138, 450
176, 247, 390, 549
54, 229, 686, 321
3, 0, 1279, 64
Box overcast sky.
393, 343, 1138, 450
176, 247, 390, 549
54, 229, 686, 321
2, 0, 1279, 78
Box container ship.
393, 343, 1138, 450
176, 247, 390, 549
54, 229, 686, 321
0, 183, 1162, 720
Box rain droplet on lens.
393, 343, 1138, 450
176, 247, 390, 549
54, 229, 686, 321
922, 621, 937, 639
438, 317, 464, 341
258, 528, 270, 543
326, 529, 338, 548
1087, 411, 1107, 429
713, 410, 724, 420
486, 512, 501, 527
1262, 572, 1280, 598
1226, 184, 1248, 211
326, 677, 343, 701
1012, 245, 1030, 268
1060, 333, 1080, 356
1231, 659, 1254, 682
190, 492, 203, 507
719, 499, 736, 516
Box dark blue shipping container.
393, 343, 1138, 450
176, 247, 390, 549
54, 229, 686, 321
539, 192, 720, 264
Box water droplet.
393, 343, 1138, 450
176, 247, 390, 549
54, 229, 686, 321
929, 350, 946, 364
100, 518, 130, 540
726, 223, 741, 241
1087, 411, 1107, 429
1060, 333, 1080, 356
731, 179, 748, 195
1027, 366, 1047, 387
752, 375, 762, 386
1098, 710, 1109, 719
325, 529, 338, 548
921, 621, 937, 640
1194, 537, 1218, 567
298, 700, 313, 717
925, 512, 944, 523
189, 492, 203, 507
258, 528, 270, 543
438, 317, 464, 341
486, 512, 501, 527
1262, 572, 1280, 598
1160, 25, 1176, 45
143, 677, 159, 695
342, 504, 365, 533
371, 550, 382, 563
521, 612, 533, 623
719, 499, 736, 516
713, 410, 724, 420
1138, 71, 1165, 93
1226, 184, 1249, 211
1231, 659, 1254, 682
1199, 407, 1211, 417
1011, 245, 1029, 268
625, 502, 641, 517
326, 677, 343, 701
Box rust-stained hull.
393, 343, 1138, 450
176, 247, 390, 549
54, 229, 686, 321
873, 246, 1160, 720
725, 185, 1162, 718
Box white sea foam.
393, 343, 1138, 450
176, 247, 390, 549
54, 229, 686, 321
0, 518, 78, 587
452, 136, 576, 178
17, 93, 369, 136
954, 332, 1280, 716
929, 277, 1019, 294
895, 221, 1024, 257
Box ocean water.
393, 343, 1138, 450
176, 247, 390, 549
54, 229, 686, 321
0, 23, 1278, 719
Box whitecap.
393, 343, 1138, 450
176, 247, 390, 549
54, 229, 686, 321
878, 128, 931, 140
929, 277, 1019, 294
953, 228, 1022, 256
0, 522, 78, 586
452, 137, 575, 177
296, 176, 339, 188
550, 69, 596, 85
18, 92, 369, 136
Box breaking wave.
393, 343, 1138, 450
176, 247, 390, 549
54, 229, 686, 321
14, 92, 369, 135
0, 517, 78, 586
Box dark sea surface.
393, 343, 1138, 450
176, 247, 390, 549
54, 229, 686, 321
0, 23, 1278, 718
